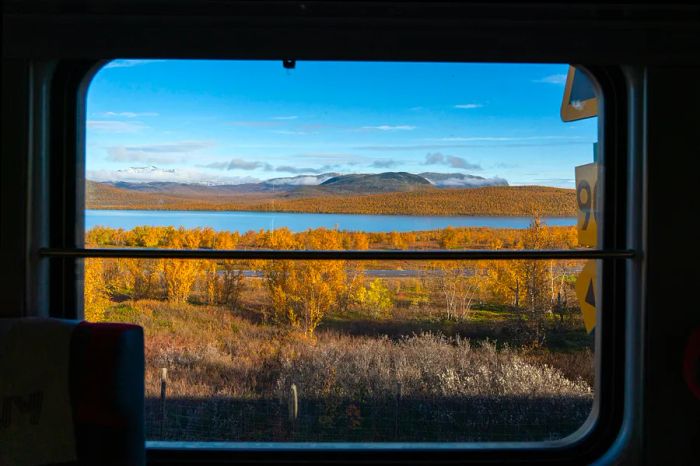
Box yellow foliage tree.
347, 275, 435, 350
202, 231, 245, 308
119, 258, 162, 300
83, 258, 108, 322
261, 227, 346, 335
430, 261, 484, 320
162, 228, 200, 303
352, 278, 393, 318
485, 217, 556, 344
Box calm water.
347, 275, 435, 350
86, 210, 576, 233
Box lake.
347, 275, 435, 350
86, 210, 576, 233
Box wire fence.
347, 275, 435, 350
145, 388, 592, 442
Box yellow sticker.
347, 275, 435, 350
575, 260, 598, 334
575, 163, 599, 248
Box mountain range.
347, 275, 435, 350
92, 169, 508, 196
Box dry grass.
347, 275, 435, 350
522, 348, 595, 388
105, 300, 594, 441
105, 300, 592, 401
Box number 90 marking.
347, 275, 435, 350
577, 179, 598, 230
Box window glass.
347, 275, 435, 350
84, 60, 600, 443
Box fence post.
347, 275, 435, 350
160, 368, 167, 438
394, 381, 402, 440
288, 383, 298, 432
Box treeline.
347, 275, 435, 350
249, 187, 576, 217
87, 183, 577, 217
85, 222, 582, 343
86, 223, 578, 251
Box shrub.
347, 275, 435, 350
352, 279, 393, 318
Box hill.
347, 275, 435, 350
320, 172, 432, 193
86, 181, 576, 216
246, 186, 576, 216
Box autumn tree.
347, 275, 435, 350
439, 227, 461, 249
430, 261, 484, 320
128, 225, 163, 248
388, 231, 408, 249
337, 232, 368, 314
261, 228, 346, 335
202, 231, 245, 309
352, 278, 393, 318
486, 260, 525, 309
83, 258, 109, 321
119, 258, 162, 300
162, 228, 201, 303
484, 218, 557, 345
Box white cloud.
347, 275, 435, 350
87, 120, 148, 133
105, 147, 180, 164
424, 152, 481, 170
453, 103, 483, 109
265, 174, 337, 186
432, 137, 514, 142
275, 165, 331, 174
87, 166, 259, 185
272, 130, 308, 135
534, 74, 567, 85
104, 141, 214, 164
355, 135, 589, 151
371, 159, 399, 168
103, 59, 164, 69
295, 152, 360, 160
362, 125, 416, 131
227, 120, 281, 128
199, 158, 272, 171
95, 112, 159, 118
271, 115, 299, 120
430, 136, 584, 142
119, 141, 214, 153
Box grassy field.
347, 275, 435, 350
103, 289, 594, 442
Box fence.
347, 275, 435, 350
149, 370, 591, 442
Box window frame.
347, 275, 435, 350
36, 59, 634, 464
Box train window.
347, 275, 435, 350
45, 60, 630, 453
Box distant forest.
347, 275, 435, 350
87, 182, 577, 217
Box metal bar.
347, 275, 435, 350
38, 247, 636, 260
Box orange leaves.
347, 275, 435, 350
264, 259, 346, 336
85, 222, 580, 328
162, 258, 200, 303
83, 258, 108, 321
85, 224, 577, 252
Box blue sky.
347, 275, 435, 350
86, 60, 597, 188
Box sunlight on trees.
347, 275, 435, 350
83, 223, 584, 340
429, 261, 484, 321
353, 278, 394, 318
260, 228, 347, 335
121, 258, 162, 300
202, 231, 245, 308
83, 258, 108, 321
